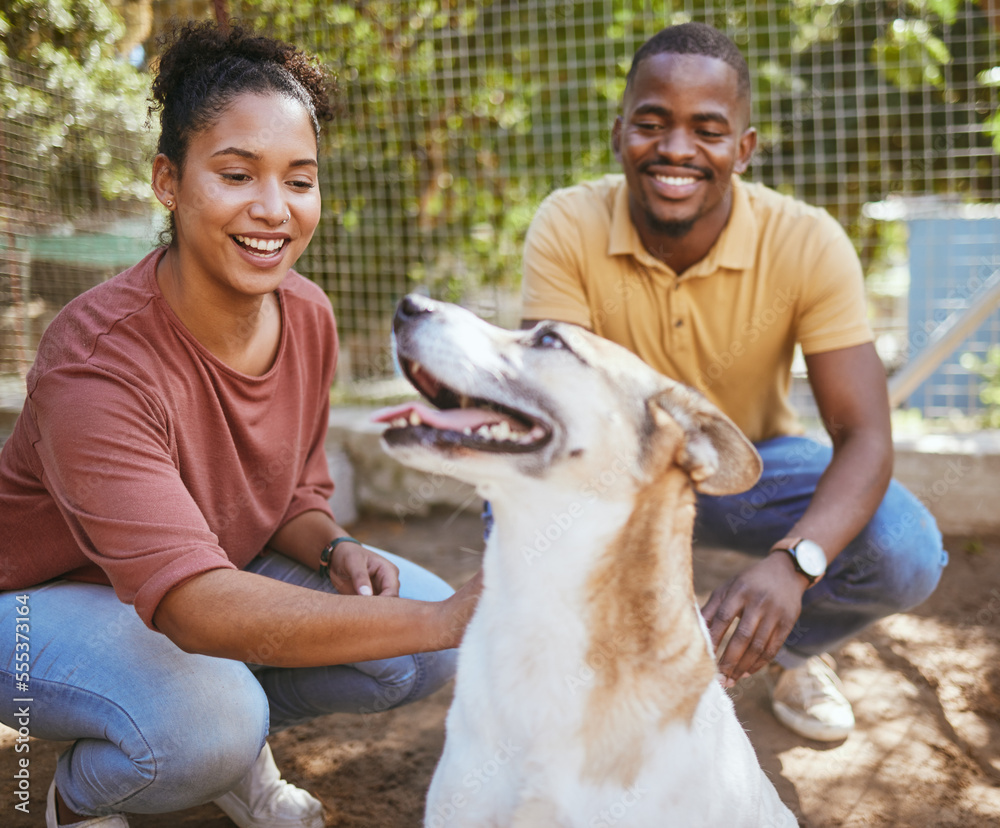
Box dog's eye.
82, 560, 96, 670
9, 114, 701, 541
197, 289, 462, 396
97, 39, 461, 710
534, 331, 566, 349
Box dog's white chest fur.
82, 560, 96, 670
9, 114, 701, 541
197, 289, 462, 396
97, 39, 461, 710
426, 499, 795, 828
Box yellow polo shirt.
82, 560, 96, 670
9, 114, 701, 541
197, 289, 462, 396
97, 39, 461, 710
521, 174, 873, 443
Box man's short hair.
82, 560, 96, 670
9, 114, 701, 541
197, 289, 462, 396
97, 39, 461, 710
625, 22, 751, 101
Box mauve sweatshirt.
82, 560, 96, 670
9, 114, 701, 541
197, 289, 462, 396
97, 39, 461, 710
0, 249, 339, 628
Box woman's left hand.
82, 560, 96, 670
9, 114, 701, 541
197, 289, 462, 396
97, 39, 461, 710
326, 540, 401, 597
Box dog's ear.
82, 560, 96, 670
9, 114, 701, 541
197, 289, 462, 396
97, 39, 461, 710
649, 384, 762, 495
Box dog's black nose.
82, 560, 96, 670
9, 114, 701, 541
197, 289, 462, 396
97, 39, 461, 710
395, 294, 437, 327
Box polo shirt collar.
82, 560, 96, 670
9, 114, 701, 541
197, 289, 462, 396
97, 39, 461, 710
609, 174, 758, 278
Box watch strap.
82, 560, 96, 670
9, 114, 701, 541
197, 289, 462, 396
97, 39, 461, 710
318, 536, 362, 581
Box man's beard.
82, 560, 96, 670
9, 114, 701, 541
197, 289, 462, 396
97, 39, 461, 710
647, 215, 696, 238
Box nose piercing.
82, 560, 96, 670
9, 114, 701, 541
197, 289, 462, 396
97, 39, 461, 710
281, 212, 290, 225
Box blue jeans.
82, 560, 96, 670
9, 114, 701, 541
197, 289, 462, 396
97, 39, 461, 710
0, 549, 457, 818
693, 435, 948, 667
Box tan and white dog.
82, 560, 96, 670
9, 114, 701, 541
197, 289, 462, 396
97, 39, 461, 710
375, 295, 798, 828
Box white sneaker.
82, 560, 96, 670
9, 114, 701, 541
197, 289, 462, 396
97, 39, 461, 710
769, 653, 855, 742
213, 742, 325, 828
46, 778, 130, 827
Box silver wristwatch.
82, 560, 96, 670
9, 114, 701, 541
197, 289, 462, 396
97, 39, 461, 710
772, 537, 827, 584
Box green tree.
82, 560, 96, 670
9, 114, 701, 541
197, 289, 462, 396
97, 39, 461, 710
0, 0, 154, 221
961, 346, 1000, 427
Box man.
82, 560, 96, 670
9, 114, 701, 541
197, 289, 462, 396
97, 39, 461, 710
519, 22, 946, 742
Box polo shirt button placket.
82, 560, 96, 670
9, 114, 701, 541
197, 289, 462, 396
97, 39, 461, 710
671, 276, 687, 350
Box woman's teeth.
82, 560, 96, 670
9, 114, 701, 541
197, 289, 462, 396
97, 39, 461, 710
234, 235, 286, 255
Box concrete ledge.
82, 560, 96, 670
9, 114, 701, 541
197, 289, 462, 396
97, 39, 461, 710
892, 431, 1000, 537
327, 408, 481, 526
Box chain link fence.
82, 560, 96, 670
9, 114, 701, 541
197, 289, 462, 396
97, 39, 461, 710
2, 0, 999, 418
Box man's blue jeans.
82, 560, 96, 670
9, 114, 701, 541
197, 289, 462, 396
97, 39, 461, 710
0, 549, 457, 818
694, 435, 948, 667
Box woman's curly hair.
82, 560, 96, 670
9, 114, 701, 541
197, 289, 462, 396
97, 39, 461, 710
149, 20, 338, 171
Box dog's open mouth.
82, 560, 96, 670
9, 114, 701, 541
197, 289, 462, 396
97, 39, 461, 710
373, 357, 551, 453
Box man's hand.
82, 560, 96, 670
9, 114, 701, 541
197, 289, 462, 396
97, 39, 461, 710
325, 540, 401, 597
701, 552, 810, 686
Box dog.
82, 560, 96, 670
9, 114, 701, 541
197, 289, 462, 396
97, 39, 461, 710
374, 294, 798, 827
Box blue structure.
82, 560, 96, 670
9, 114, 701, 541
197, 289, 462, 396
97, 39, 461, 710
905, 215, 1000, 418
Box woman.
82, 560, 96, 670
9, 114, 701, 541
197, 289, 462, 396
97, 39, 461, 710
0, 22, 481, 828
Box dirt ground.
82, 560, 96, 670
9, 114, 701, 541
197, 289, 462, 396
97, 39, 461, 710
2, 508, 999, 827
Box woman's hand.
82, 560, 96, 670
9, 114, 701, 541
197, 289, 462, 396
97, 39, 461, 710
325, 540, 400, 597
434, 568, 484, 650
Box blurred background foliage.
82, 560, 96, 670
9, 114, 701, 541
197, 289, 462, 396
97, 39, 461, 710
961, 344, 1000, 425
0, 0, 154, 219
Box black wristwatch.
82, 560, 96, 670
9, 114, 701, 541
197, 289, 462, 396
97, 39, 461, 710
771, 537, 827, 585
318, 536, 362, 581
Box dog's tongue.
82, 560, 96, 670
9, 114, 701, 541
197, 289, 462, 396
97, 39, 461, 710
372, 401, 511, 431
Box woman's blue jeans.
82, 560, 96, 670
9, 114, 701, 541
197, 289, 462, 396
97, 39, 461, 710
0, 549, 457, 818
693, 435, 948, 667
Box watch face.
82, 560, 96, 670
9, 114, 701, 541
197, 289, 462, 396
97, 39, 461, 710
794, 539, 827, 578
